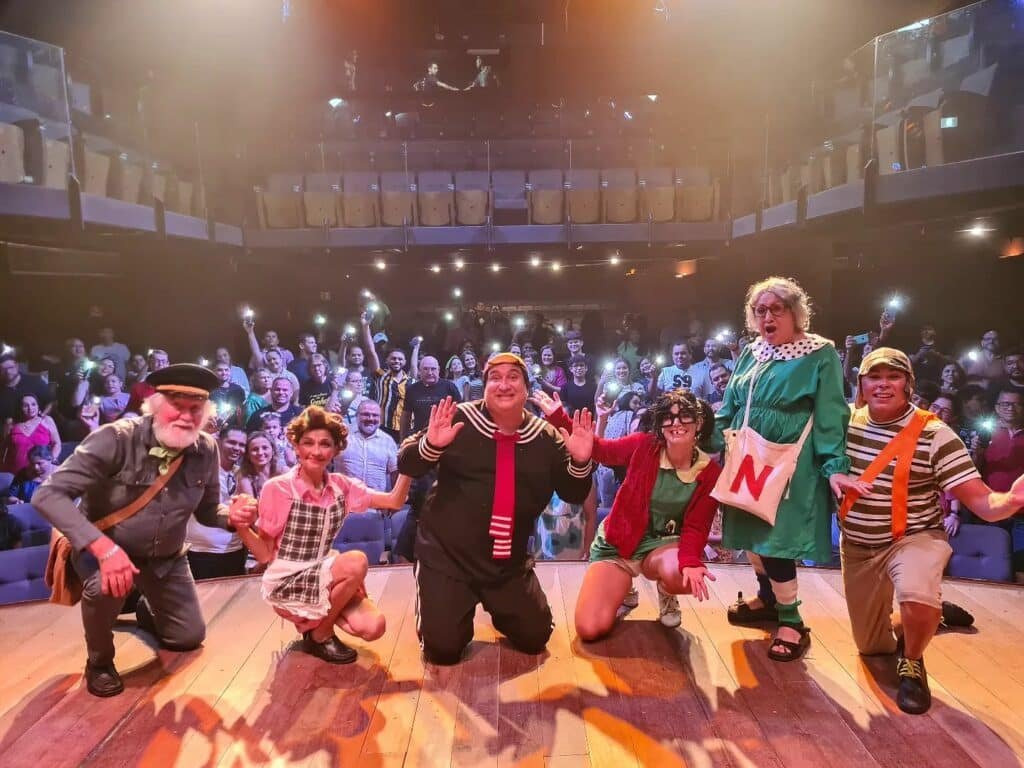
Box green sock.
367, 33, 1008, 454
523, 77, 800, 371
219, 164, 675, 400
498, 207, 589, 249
775, 600, 803, 626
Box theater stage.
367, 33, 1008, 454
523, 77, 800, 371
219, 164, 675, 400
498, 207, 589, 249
1, 562, 1022, 768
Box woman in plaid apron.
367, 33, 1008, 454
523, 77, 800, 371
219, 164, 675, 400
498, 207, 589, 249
234, 406, 411, 664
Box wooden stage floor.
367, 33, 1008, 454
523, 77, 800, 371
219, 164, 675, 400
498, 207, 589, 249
1, 562, 1023, 768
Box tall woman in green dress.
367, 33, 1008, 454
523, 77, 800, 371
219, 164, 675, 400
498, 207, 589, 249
713, 276, 865, 661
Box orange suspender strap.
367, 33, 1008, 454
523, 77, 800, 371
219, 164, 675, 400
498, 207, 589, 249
839, 409, 936, 539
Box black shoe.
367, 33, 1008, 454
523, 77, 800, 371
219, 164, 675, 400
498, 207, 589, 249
301, 632, 358, 664
940, 601, 974, 629
896, 654, 931, 715
85, 662, 124, 697
727, 591, 779, 625
135, 597, 157, 637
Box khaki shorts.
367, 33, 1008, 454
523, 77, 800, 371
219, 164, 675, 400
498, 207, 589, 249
605, 556, 644, 578
840, 528, 951, 655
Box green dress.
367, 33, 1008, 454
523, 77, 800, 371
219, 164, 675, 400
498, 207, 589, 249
710, 334, 850, 563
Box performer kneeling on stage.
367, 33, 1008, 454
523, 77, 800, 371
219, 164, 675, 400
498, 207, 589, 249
535, 389, 721, 639
33, 364, 258, 698
232, 406, 411, 664
839, 348, 1024, 715
398, 353, 594, 665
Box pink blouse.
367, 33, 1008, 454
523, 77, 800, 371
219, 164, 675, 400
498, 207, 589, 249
257, 465, 373, 552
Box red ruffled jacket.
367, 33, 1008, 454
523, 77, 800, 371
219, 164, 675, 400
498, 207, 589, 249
548, 408, 722, 571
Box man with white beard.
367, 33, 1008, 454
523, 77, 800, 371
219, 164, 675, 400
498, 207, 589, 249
34, 364, 256, 698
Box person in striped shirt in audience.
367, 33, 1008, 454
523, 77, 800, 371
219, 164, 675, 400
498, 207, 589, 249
837, 348, 1024, 716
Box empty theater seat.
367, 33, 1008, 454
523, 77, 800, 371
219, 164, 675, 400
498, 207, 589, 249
601, 167, 638, 223
417, 170, 454, 226
676, 167, 717, 222
491, 169, 527, 224
41, 135, 70, 190
565, 168, 600, 224
113, 156, 145, 204
341, 171, 380, 227
637, 167, 675, 222
304, 172, 341, 227
0, 121, 25, 183
81, 145, 111, 196
527, 169, 564, 224
454, 170, 489, 225
380, 170, 417, 226
258, 173, 304, 228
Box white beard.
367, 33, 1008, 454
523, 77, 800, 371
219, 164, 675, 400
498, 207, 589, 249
153, 421, 201, 451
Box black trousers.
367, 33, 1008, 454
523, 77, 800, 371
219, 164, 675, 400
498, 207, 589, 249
186, 548, 248, 581
414, 561, 553, 665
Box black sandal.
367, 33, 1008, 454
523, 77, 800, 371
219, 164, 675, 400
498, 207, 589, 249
767, 624, 811, 662
727, 591, 780, 626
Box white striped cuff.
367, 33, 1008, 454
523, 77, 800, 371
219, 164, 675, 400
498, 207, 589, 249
418, 435, 444, 463
566, 459, 593, 479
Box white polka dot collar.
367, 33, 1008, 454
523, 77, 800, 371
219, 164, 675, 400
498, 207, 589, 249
749, 333, 831, 362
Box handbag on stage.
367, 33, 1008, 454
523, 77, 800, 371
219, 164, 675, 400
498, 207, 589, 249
711, 364, 813, 525
45, 456, 184, 606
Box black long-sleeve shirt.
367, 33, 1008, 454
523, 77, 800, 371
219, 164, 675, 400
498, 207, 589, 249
398, 400, 593, 583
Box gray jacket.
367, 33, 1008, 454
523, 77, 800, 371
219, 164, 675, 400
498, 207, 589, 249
33, 415, 225, 557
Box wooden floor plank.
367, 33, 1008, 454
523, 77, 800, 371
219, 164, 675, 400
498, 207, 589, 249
1, 563, 1022, 768
2, 579, 244, 768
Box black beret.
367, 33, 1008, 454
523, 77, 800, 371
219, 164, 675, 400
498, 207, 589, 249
146, 363, 220, 398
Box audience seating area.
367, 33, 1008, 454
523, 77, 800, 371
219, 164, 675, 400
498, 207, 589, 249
256, 160, 721, 229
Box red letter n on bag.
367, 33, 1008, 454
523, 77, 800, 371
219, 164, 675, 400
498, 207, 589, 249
729, 454, 774, 500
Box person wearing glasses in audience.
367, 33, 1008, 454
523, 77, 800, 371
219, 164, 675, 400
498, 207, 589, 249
33, 364, 257, 697
711, 276, 863, 662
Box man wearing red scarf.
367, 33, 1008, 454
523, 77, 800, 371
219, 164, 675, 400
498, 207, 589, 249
398, 353, 594, 664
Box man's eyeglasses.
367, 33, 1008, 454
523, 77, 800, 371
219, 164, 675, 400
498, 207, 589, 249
752, 303, 788, 319
995, 401, 1022, 409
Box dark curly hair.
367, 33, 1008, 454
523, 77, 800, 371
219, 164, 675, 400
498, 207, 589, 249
638, 389, 714, 444
285, 405, 349, 450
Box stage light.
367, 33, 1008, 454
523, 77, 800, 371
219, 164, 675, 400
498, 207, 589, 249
452, 287, 462, 298
454, 258, 465, 270
430, 264, 441, 273
490, 262, 501, 272
328, 97, 346, 109
551, 261, 561, 272
375, 259, 386, 270
530, 255, 542, 267
967, 222, 992, 237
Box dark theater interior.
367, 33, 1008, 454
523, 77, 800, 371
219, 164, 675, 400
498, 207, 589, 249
1, 2, 1024, 766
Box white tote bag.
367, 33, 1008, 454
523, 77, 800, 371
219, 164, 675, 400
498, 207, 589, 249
711, 363, 814, 525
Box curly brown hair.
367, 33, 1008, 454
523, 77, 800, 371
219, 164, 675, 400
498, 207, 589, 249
638, 389, 714, 445
285, 405, 349, 450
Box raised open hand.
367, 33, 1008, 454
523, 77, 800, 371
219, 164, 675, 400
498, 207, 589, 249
426, 396, 464, 448
528, 390, 563, 417
558, 407, 595, 464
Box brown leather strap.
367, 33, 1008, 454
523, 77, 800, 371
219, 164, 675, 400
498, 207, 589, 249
94, 455, 185, 532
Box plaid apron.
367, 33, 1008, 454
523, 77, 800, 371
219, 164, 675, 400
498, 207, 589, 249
266, 492, 347, 606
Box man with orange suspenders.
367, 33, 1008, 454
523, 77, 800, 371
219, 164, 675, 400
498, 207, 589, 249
838, 348, 1024, 714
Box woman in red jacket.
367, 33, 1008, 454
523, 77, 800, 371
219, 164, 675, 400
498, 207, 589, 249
534, 389, 721, 641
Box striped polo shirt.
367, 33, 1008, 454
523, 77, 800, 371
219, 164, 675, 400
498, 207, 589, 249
374, 368, 409, 432
843, 405, 979, 546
